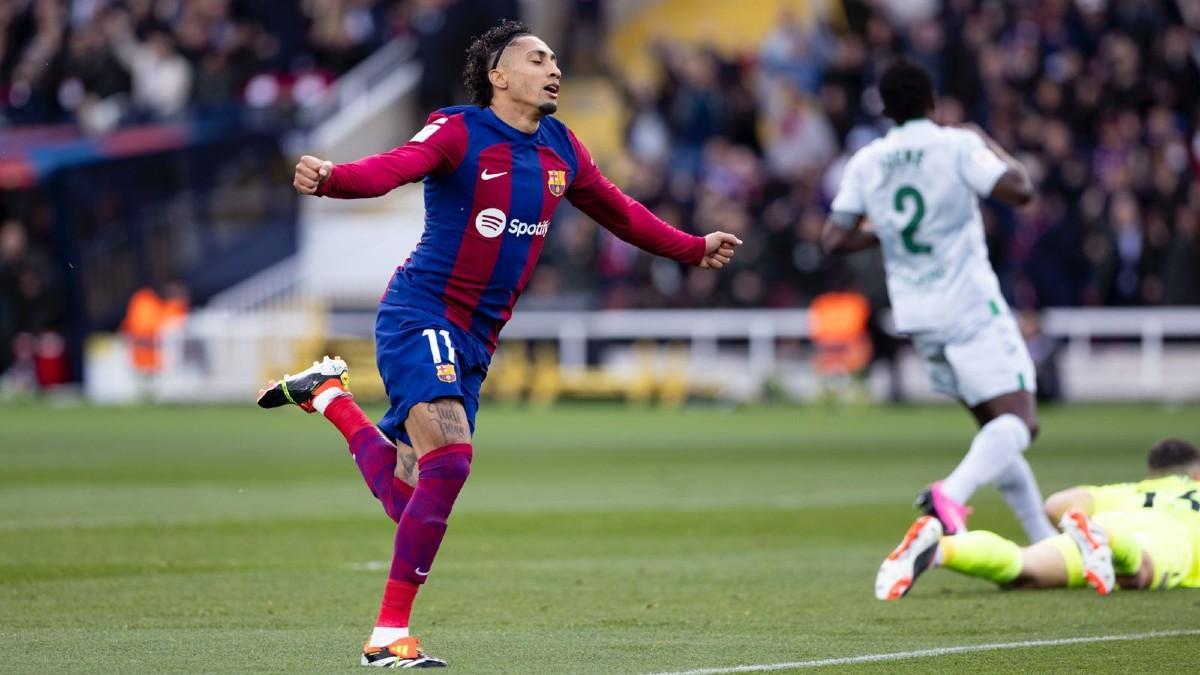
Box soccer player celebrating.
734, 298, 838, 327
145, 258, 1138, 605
876, 438, 1200, 599
257, 20, 742, 668
822, 59, 1054, 544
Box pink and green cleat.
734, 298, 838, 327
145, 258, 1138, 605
915, 480, 973, 535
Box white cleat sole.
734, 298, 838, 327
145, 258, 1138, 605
1060, 509, 1115, 595
876, 516, 943, 601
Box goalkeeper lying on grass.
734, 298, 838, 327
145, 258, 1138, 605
876, 438, 1200, 599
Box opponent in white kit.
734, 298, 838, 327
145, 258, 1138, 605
822, 58, 1056, 544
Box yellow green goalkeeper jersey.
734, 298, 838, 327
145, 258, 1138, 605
1083, 475, 1200, 587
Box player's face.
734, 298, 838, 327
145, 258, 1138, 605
498, 36, 561, 115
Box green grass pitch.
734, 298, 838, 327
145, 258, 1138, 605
2, 402, 1199, 672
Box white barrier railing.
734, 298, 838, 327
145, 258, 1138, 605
1041, 307, 1200, 392
500, 309, 813, 376
156, 308, 324, 402
85, 308, 324, 404
87, 306, 1200, 403
334, 306, 1200, 401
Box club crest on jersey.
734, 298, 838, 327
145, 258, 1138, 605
546, 169, 567, 197
436, 363, 458, 383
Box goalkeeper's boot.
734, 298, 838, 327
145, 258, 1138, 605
361, 637, 446, 668
915, 480, 972, 535
875, 515, 942, 600
256, 356, 349, 413
1060, 508, 1115, 595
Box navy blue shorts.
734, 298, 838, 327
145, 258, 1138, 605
374, 305, 490, 444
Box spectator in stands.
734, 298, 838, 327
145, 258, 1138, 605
1, 0, 69, 125
759, 8, 833, 96
0, 218, 60, 337
1, 0, 417, 130
104, 13, 192, 121
762, 86, 837, 181
2, 0, 1199, 318
658, 43, 729, 173
0, 222, 21, 376
60, 16, 129, 133
543, 0, 1200, 315
1163, 203, 1200, 305
306, 0, 385, 72
0, 218, 64, 391
623, 81, 670, 165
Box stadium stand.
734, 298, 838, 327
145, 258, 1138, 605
0, 0, 1197, 402
520, 0, 1200, 314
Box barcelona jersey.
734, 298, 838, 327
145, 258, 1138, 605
318, 105, 705, 352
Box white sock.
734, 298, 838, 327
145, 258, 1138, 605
368, 625, 409, 648
995, 455, 1058, 543
312, 387, 348, 414
941, 414, 1031, 503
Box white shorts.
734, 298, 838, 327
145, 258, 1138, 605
910, 313, 1036, 407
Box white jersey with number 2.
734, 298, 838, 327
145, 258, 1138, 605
830, 119, 1009, 333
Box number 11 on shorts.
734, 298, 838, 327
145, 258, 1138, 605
422, 329, 456, 364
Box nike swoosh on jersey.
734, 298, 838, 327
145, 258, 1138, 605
481, 169, 508, 180
415, 567, 430, 576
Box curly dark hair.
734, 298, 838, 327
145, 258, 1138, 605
879, 58, 935, 124
463, 19, 532, 107
1147, 438, 1200, 473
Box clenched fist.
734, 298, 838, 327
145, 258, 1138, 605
294, 155, 333, 195
698, 231, 743, 269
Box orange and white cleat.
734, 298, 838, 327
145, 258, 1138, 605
875, 515, 943, 601
256, 356, 349, 413
361, 636, 446, 668
1060, 508, 1115, 595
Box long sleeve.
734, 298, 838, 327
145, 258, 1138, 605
317, 112, 469, 199
565, 131, 706, 265
110, 37, 145, 72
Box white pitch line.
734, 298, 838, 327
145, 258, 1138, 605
649, 628, 1200, 675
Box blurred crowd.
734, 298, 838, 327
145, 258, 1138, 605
3, 0, 1199, 327
525, 0, 1200, 313
0, 0, 411, 132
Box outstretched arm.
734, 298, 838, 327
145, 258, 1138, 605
294, 113, 468, 199
566, 132, 741, 266
820, 212, 879, 255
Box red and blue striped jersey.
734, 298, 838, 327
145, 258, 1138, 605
318, 105, 705, 351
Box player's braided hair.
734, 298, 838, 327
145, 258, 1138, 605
1147, 438, 1200, 472
879, 57, 935, 124
463, 19, 532, 108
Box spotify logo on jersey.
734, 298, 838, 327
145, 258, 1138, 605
474, 208, 506, 238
